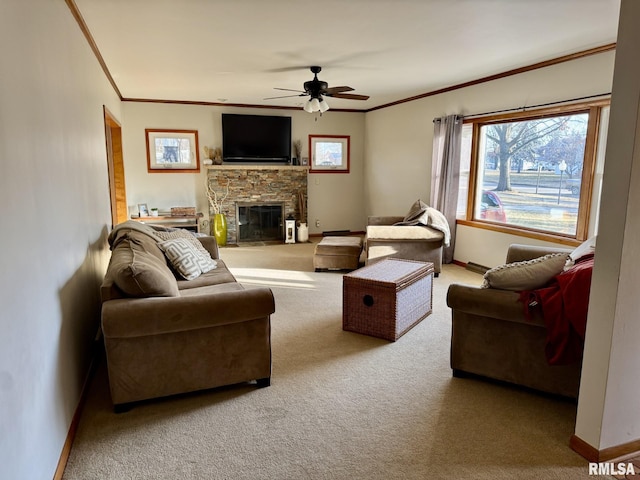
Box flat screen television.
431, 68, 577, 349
222, 113, 291, 164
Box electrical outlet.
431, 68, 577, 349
315, 219, 320, 228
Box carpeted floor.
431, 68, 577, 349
62, 240, 604, 480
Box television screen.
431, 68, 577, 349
222, 114, 291, 163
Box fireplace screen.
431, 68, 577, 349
236, 203, 284, 242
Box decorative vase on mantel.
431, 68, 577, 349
213, 213, 227, 246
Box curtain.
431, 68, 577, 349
430, 114, 462, 264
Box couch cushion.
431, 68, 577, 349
176, 259, 237, 290
366, 225, 444, 242
482, 252, 569, 291
158, 238, 217, 280
109, 239, 179, 297
110, 227, 166, 263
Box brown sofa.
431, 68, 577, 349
100, 221, 275, 411
365, 216, 444, 276
446, 244, 581, 398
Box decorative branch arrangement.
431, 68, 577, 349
298, 190, 306, 224
293, 140, 302, 159
206, 178, 230, 214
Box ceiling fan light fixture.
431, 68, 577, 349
303, 99, 314, 113
319, 97, 330, 112
310, 97, 321, 112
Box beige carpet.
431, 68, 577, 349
63, 240, 602, 480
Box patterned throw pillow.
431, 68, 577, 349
158, 238, 217, 280
481, 252, 569, 291
154, 229, 213, 260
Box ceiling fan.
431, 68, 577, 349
265, 66, 370, 113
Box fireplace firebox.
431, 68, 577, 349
236, 203, 285, 243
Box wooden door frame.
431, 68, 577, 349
104, 106, 127, 227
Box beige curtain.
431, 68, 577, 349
430, 114, 462, 264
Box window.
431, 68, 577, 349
458, 101, 609, 242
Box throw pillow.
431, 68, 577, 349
403, 199, 428, 223
110, 242, 179, 297
158, 238, 217, 280
154, 229, 213, 260
482, 252, 569, 291
565, 236, 597, 269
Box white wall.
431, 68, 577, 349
364, 51, 616, 267
122, 103, 366, 235
575, 0, 640, 451
0, 2, 120, 479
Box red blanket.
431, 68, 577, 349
519, 255, 594, 365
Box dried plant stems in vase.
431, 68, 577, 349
297, 190, 309, 242
293, 140, 302, 165
206, 178, 230, 246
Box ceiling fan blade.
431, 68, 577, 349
324, 86, 354, 95
274, 87, 306, 93
264, 94, 307, 100
326, 93, 370, 100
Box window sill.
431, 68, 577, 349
456, 219, 582, 247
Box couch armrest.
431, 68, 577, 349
506, 243, 572, 264
446, 283, 540, 325
102, 286, 275, 338
367, 215, 405, 226
197, 235, 220, 259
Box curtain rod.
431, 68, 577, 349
433, 92, 611, 122
459, 92, 611, 120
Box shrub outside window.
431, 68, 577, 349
458, 101, 609, 242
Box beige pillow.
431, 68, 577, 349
482, 252, 569, 291
158, 238, 217, 280
154, 229, 213, 260
403, 199, 428, 223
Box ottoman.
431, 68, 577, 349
314, 236, 363, 272
343, 259, 433, 341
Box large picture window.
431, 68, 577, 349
458, 101, 609, 242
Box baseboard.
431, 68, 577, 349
53, 341, 103, 480
570, 434, 640, 462
451, 260, 489, 275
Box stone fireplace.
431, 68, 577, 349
206, 165, 308, 244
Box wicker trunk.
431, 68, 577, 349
343, 259, 433, 341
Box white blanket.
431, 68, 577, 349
394, 205, 451, 247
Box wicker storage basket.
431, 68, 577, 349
343, 259, 433, 341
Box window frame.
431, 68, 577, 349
459, 99, 609, 246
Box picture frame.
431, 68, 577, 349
145, 129, 200, 173
138, 203, 149, 217
309, 135, 350, 173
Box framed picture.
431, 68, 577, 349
145, 129, 200, 173
301, 157, 309, 166
309, 135, 350, 173
138, 203, 149, 217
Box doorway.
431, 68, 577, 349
104, 107, 127, 227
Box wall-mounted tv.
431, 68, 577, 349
222, 113, 291, 164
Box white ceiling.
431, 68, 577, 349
74, 0, 621, 111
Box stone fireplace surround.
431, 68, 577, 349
206, 165, 308, 244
